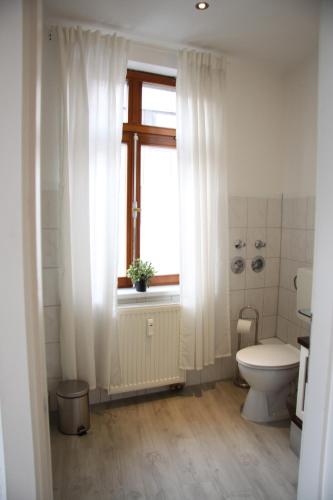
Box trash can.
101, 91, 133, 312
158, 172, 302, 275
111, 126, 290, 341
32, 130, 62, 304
56, 380, 90, 435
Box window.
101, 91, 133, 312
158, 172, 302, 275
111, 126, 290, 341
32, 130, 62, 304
118, 70, 178, 287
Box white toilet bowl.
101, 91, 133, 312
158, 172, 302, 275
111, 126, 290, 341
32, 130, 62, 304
236, 343, 300, 423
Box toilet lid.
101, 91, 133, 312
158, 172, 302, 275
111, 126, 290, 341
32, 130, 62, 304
236, 344, 300, 370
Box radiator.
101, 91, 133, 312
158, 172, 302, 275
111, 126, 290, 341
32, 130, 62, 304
109, 304, 185, 394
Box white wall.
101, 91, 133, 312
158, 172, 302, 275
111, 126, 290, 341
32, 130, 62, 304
0, 1, 53, 498
298, 1, 333, 498
0, 406, 6, 500
282, 54, 318, 197
225, 51, 318, 199
226, 58, 284, 197
227, 53, 318, 199
0, 2, 38, 498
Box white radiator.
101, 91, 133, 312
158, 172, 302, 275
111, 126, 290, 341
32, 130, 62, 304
109, 304, 185, 394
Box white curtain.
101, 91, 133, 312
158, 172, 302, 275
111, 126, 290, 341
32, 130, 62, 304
177, 49, 231, 370
57, 26, 128, 391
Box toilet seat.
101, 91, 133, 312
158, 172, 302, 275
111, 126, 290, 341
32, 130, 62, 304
236, 344, 300, 370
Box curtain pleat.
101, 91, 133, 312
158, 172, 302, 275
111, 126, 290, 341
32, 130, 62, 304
57, 26, 128, 391
177, 50, 231, 370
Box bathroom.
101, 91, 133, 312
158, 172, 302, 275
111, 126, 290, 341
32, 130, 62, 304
2, 1, 333, 499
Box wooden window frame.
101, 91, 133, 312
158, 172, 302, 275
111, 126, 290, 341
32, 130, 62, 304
118, 70, 178, 288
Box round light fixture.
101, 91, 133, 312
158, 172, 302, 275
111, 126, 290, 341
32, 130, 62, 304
195, 2, 209, 10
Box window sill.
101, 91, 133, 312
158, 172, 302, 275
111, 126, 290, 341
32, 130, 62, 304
117, 285, 180, 306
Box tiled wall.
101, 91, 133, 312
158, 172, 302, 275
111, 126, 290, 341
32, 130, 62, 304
41, 190, 314, 408
228, 196, 282, 363
40, 187, 232, 407
277, 196, 315, 346
41, 190, 61, 406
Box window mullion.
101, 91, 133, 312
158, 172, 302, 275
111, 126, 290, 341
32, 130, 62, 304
132, 132, 140, 262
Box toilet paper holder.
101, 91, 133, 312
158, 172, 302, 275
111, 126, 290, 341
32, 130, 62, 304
234, 305, 259, 388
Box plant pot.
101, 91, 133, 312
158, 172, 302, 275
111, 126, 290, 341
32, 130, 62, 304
135, 279, 147, 292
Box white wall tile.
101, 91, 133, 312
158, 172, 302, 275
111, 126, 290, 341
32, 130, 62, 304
245, 259, 265, 289
220, 357, 235, 379
229, 227, 247, 258
292, 260, 304, 289
230, 290, 245, 320
45, 342, 61, 379
246, 227, 266, 258
279, 259, 289, 290
229, 197, 247, 227
99, 389, 112, 403
42, 268, 59, 306
185, 369, 201, 386
282, 198, 292, 228
44, 305, 60, 343
283, 197, 307, 229
89, 388, 102, 405
229, 268, 246, 291
287, 321, 301, 347
293, 198, 307, 229
261, 316, 277, 339
305, 230, 315, 264
247, 198, 267, 227
42, 229, 58, 268
287, 290, 306, 328
278, 287, 291, 319
279, 259, 298, 291
266, 198, 282, 228
281, 229, 291, 259
287, 290, 297, 323
289, 230, 307, 262
201, 359, 223, 383
266, 228, 281, 258
281, 229, 307, 262
306, 196, 316, 229
263, 287, 278, 316
264, 258, 280, 287
277, 316, 289, 343
230, 320, 239, 353
245, 288, 264, 315
42, 189, 59, 229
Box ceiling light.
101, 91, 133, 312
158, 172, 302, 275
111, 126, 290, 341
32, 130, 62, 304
195, 2, 209, 11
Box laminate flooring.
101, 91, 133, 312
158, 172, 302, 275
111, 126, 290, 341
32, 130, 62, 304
51, 381, 298, 500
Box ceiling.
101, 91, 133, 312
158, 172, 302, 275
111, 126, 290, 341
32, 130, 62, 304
44, 0, 320, 69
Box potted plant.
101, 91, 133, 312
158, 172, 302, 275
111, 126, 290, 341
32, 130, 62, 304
126, 259, 156, 292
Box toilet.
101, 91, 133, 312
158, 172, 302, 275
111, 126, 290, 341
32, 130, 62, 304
236, 343, 300, 423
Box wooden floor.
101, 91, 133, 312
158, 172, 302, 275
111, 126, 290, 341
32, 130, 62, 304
51, 381, 298, 500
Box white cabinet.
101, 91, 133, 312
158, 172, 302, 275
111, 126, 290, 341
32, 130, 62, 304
296, 345, 309, 421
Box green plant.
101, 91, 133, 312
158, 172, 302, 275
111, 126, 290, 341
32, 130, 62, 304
126, 259, 156, 286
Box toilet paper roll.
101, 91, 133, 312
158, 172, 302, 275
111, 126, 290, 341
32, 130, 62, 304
236, 319, 253, 335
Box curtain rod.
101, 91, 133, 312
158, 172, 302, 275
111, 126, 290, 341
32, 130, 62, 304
46, 17, 228, 59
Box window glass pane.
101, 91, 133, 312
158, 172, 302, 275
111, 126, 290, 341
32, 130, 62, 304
142, 83, 176, 128
140, 146, 179, 275
123, 81, 129, 123
118, 144, 128, 276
